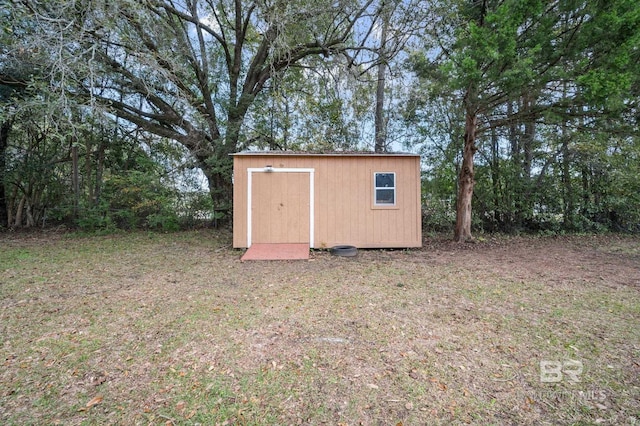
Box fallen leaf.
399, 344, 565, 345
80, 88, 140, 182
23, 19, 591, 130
366, 383, 379, 390
86, 395, 103, 407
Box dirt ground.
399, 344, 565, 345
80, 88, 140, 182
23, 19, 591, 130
421, 234, 640, 288
1, 231, 639, 425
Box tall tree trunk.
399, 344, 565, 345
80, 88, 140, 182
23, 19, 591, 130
14, 194, 25, 228
201, 157, 233, 227
202, 99, 254, 220
0, 120, 11, 228
561, 136, 574, 229
374, 8, 389, 153
454, 109, 478, 242
490, 125, 500, 229
581, 165, 590, 214
85, 138, 93, 202
517, 96, 535, 228
95, 141, 105, 204
72, 142, 79, 220
507, 101, 519, 229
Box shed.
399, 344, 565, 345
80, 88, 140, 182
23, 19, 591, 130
232, 152, 422, 249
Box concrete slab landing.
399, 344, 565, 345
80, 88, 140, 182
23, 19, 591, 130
240, 243, 310, 261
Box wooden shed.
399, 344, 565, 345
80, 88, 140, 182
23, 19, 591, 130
232, 152, 422, 249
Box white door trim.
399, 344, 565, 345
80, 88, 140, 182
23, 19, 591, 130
247, 167, 315, 248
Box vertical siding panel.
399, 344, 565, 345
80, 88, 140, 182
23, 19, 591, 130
402, 157, 410, 243
342, 157, 352, 244
348, 157, 358, 245
372, 157, 380, 244
319, 157, 330, 247
402, 157, 411, 243
332, 158, 341, 243
398, 157, 407, 243
309, 157, 318, 246
415, 157, 422, 245
356, 157, 367, 246
295, 172, 306, 242
233, 153, 421, 248
402, 157, 410, 244
389, 157, 398, 243
318, 157, 326, 247
372, 159, 380, 244
302, 170, 310, 243
401, 157, 413, 244
327, 157, 340, 241
232, 156, 244, 247
368, 157, 378, 244
336, 158, 345, 245
314, 157, 322, 247
339, 158, 348, 244
313, 157, 326, 247
393, 157, 400, 242
341, 158, 349, 244
333, 158, 339, 244
408, 157, 415, 243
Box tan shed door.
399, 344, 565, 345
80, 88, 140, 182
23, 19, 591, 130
251, 172, 310, 244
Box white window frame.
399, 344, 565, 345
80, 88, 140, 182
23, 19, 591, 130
373, 172, 396, 206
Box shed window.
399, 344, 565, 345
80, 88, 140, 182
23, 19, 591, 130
374, 172, 396, 205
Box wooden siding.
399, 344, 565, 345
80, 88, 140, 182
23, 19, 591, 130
233, 154, 421, 248
251, 172, 310, 244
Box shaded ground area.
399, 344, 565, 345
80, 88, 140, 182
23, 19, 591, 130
1, 231, 639, 425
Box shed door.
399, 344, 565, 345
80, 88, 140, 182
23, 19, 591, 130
251, 172, 310, 244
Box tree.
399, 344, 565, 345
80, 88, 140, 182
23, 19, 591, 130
18, 0, 401, 215
411, 0, 640, 240
1, 3, 45, 228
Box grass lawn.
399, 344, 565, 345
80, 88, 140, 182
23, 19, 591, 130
1, 230, 639, 425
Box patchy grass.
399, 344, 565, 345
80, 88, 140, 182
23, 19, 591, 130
1, 231, 639, 425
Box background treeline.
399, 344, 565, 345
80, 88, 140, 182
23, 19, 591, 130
1, 0, 638, 235
0, 102, 213, 231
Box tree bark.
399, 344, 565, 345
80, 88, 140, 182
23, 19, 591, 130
0, 120, 10, 228
14, 194, 25, 228
561, 136, 574, 229
516, 95, 535, 228
489, 125, 500, 230
72, 142, 79, 220
94, 141, 105, 204
454, 109, 478, 242
374, 6, 389, 153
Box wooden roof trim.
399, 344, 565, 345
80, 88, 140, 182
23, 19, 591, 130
231, 151, 419, 157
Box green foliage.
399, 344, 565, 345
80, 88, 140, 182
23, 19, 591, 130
422, 196, 456, 233
410, 0, 640, 236
100, 171, 178, 231
174, 191, 214, 228
575, 0, 640, 110
3, 0, 638, 237
74, 199, 115, 232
